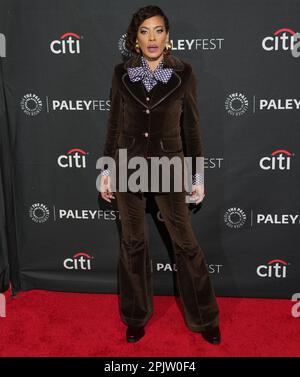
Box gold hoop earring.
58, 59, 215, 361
163, 40, 172, 54
135, 40, 140, 54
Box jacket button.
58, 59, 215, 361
145, 109, 150, 114
146, 97, 150, 101
144, 132, 149, 137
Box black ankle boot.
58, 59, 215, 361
126, 325, 145, 343
200, 325, 221, 345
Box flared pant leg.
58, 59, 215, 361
154, 191, 219, 332
115, 190, 154, 327
115, 190, 219, 332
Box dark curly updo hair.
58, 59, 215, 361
124, 5, 171, 56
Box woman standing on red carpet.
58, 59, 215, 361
99, 5, 221, 345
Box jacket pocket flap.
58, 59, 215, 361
160, 137, 183, 152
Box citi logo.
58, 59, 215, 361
50, 32, 82, 54
259, 149, 293, 170
256, 259, 289, 278
57, 148, 88, 168
63, 252, 93, 270
262, 28, 298, 51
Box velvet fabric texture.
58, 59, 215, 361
102, 53, 219, 332
115, 190, 219, 332
102, 53, 203, 193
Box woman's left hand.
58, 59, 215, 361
191, 184, 205, 205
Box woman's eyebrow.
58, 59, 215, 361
139, 25, 164, 29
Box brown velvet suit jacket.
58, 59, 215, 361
102, 53, 203, 193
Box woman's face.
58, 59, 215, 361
136, 15, 169, 60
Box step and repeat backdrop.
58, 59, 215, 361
0, 0, 299, 298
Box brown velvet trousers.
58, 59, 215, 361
115, 189, 219, 332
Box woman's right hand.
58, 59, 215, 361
100, 175, 115, 203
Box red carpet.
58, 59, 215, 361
0, 288, 299, 357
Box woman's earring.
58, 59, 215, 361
163, 40, 172, 54
135, 40, 140, 54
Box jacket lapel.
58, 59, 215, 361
121, 54, 184, 110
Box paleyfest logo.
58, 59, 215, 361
225, 93, 249, 116
118, 33, 132, 57
29, 203, 50, 223
224, 207, 247, 228
20, 93, 107, 115
225, 93, 300, 115
20, 93, 43, 116
118, 33, 225, 57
